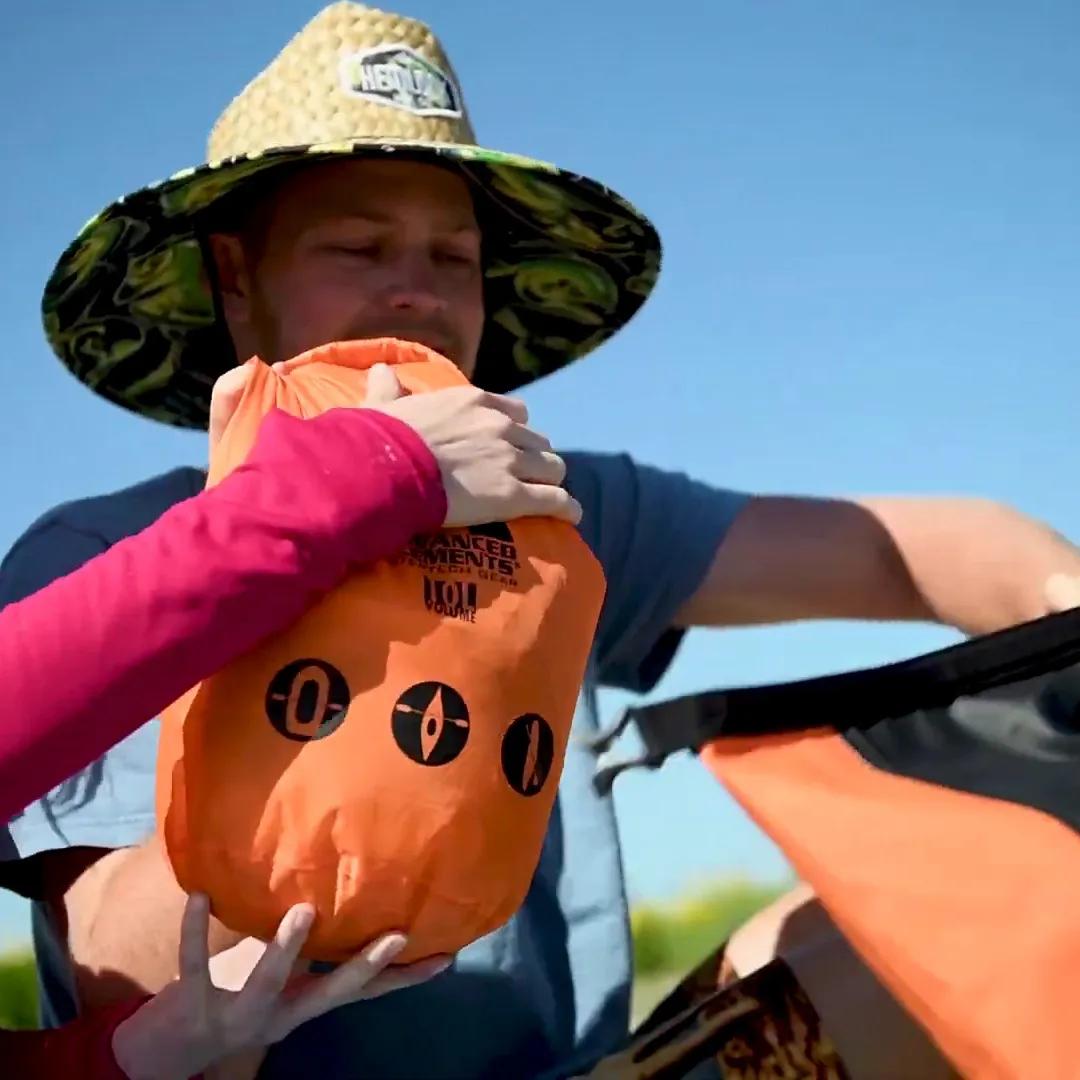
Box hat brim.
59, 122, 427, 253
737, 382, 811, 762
41, 139, 661, 430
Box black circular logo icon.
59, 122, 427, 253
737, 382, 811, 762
501, 714, 555, 797
392, 682, 470, 766
266, 660, 351, 742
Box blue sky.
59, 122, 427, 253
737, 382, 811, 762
1, 0, 1078, 945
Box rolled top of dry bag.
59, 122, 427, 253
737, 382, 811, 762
156, 338, 606, 962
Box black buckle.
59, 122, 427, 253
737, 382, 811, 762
588, 697, 723, 796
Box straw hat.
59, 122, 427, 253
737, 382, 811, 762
40, 2, 661, 429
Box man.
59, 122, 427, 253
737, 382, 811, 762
4, 4, 1079, 1077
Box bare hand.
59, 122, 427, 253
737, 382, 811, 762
363, 363, 582, 527
111, 893, 450, 1080
208, 361, 581, 528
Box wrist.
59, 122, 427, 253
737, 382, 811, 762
263, 406, 447, 556
111, 991, 210, 1080
107, 996, 174, 1080
352, 407, 447, 533
223, 407, 447, 567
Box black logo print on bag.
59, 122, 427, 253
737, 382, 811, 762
501, 714, 555, 797
468, 521, 514, 541
266, 660, 351, 742
392, 682, 470, 766
423, 577, 478, 622
400, 522, 520, 587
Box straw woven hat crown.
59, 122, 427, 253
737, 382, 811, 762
41, 2, 661, 429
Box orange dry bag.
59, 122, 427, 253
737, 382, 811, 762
156, 338, 605, 962
595, 609, 1080, 1080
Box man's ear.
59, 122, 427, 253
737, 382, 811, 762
207, 233, 253, 325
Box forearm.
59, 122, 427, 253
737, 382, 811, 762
1, 993, 151, 1079
53, 841, 260, 1079
0, 488, 345, 824
854, 496, 1080, 635
678, 494, 1080, 636
0, 407, 444, 823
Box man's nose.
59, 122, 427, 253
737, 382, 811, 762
383, 254, 447, 315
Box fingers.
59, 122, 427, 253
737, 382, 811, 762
278, 932, 409, 1034
360, 954, 454, 1000
304, 932, 408, 1007
477, 391, 529, 425
505, 422, 553, 454
511, 483, 583, 526
513, 449, 567, 487
364, 363, 407, 405
178, 892, 213, 987
236, 904, 315, 1007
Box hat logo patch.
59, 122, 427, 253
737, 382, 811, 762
339, 44, 462, 118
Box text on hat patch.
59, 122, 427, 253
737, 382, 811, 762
339, 44, 462, 118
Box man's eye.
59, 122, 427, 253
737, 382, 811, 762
435, 248, 480, 267
328, 244, 378, 258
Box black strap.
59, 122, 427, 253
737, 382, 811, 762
590, 606, 1080, 795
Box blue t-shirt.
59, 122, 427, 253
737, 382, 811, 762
0, 453, 747, 1079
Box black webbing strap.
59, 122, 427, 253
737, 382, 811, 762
590, 605, 1080, 795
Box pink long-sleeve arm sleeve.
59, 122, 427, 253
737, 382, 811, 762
2, 993, 153, 1079
0, 406, 445, 824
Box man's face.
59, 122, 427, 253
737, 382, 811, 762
211, 159, 485, 377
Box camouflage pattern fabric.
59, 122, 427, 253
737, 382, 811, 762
41, 141, 661, 429
579, 955, 851, 1080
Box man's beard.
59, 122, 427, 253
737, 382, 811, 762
340, 318, 465, 366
